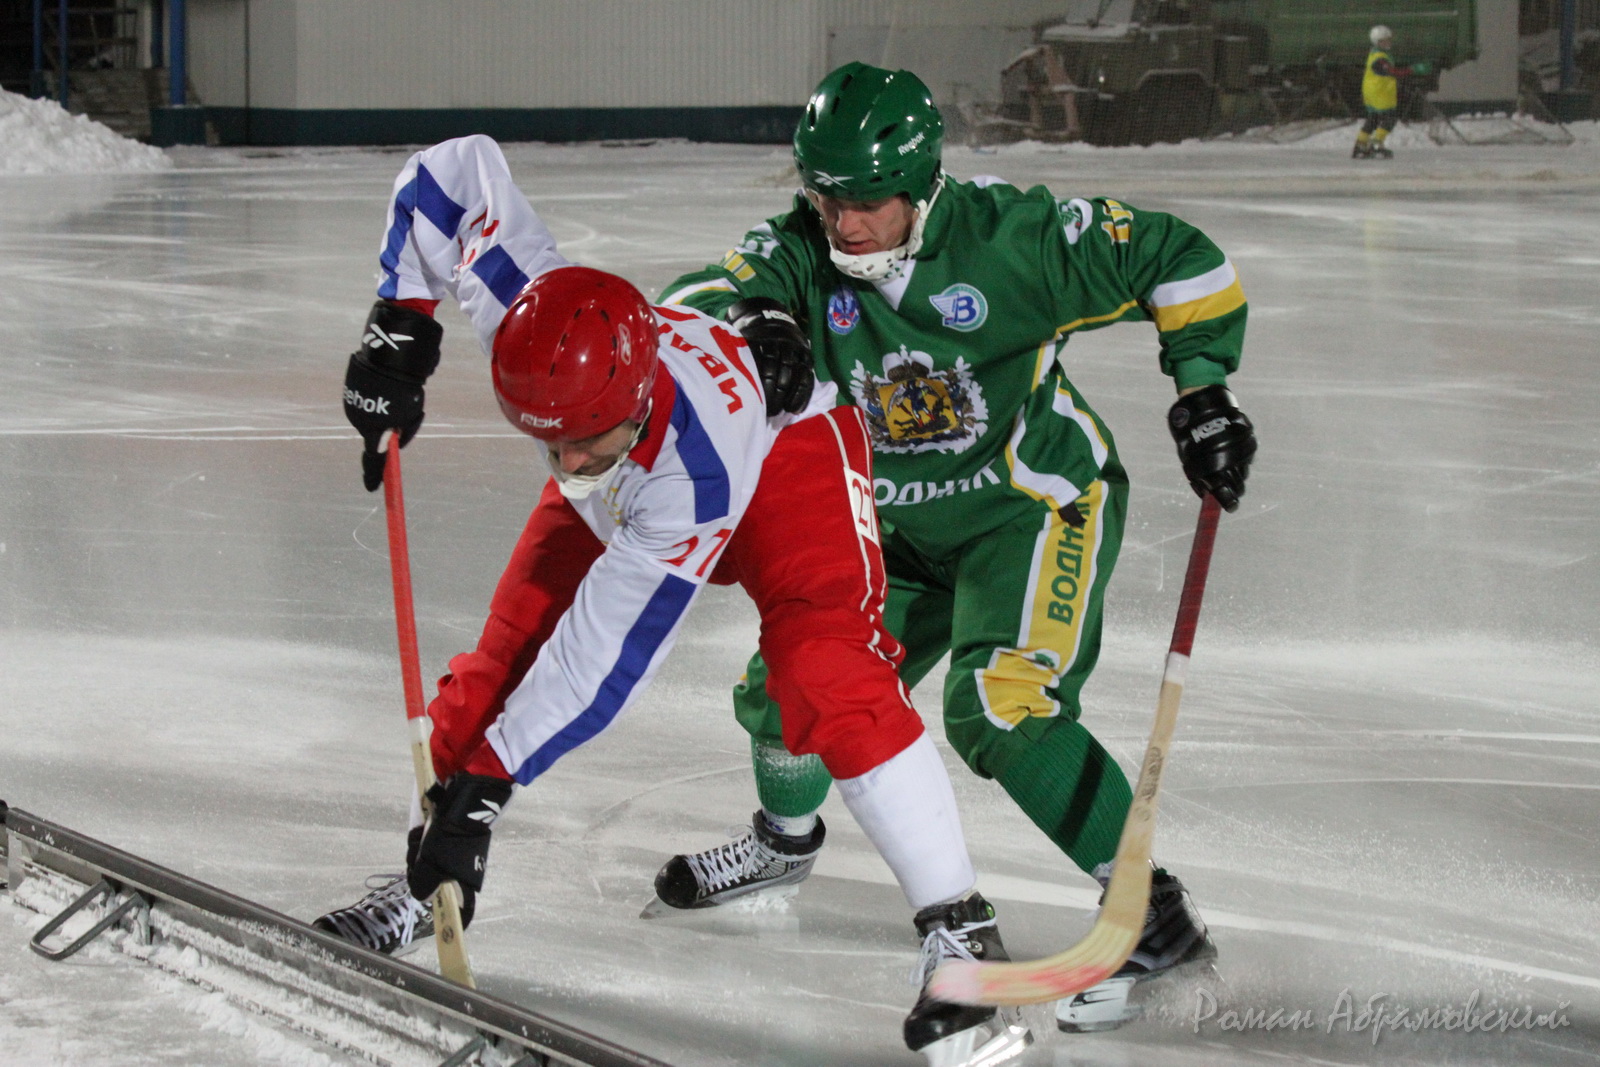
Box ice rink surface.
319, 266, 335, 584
2, 128, 1599, 1065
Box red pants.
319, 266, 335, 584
430, 406, 926, 783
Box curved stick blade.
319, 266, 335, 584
928, 496, 1222, 1007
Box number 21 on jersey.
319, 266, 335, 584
661, 528, 735, 578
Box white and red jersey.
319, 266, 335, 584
377, 134, 569, 355
485, 310, 778, 784
376, 135, 837, 784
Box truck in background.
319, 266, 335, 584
994, 0, 1478, 145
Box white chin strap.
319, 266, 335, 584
548, 459, 622, 501
827, 177, 944, 282
545, 417, 648, 500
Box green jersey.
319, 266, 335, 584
662, 177, 1246, 554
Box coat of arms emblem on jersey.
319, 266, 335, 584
827, 286, 860, 334
850, 347, 988, 454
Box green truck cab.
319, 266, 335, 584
998, 0, 1478, 145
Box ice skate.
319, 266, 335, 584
645, 811, 825, 915
906, 893, 1031, 1067
1371, 145, 1394, 159
1056, 868, 1217, 1033
312, 874, 435, 956
1352, 142, 1373, 159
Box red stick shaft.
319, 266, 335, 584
1169, 494, 1222, 658
382, 443, 428, 724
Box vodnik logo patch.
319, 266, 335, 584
929, 283, 988, 332
827, 286, 861, 335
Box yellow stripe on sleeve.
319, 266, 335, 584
1055, 299, 1142, 337
1150, 277, 1246, 333
718, 251, 756, 282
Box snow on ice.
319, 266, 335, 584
0, 88, 171, 175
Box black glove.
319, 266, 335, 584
1167, 384, 1256, 513
407, 773, 513, 905
726, 298, 815, 417
343, 300, 443, 491
403, 823, 476, 926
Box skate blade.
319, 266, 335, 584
1056, 957, 1223, 1034
1056, 975, 1139, 1033
390, 935, 430, 960
638, 896, 678, 920
1122, 957, 1226, 1026
919, 1018, 1031, 1067
638, 885, 799, 920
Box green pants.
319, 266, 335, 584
735, 464, 1133, 876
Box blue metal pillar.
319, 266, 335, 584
151, 0, 206, 145
169, 0, 186, 106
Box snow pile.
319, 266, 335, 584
0, 87, 170, 175
1562, 118, 1600, 143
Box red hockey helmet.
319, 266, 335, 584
491, 266, 659, 442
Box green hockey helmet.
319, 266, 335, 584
793, 62, 944, 204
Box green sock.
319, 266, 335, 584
752, 739, 833, 818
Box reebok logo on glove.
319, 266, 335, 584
1188, 416, 1231, 443
363, 325, 414, 351
344, 387, 392, 415
467, 799, 503, 826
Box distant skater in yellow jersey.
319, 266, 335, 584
1354, 25, 1422, 159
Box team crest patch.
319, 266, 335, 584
929, 283, 987, 331
827, 286, 861, 334
850, 347, 988, 454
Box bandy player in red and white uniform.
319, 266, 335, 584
318, 136, 1030, 1065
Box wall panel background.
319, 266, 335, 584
189, 0, 1068, 113
189, 0, 246, 108
290, 1, 826, 109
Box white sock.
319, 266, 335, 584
835, 733, 976, 910
760, 810, 818, 838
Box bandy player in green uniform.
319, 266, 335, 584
654, 63, 1257, 1033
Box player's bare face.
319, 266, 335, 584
550, 420, 639, 477
809, 192, 916, 256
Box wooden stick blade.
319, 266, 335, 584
928, 842, 1154, 1006
432, 883, 475, 989
930, 915, 1140, 1005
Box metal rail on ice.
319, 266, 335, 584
3, 803, 671, 1067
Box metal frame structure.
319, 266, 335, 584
3, 802, 670, 1067
30, 0, 145, 106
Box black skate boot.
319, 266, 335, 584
905, 893, 1031, 1067
1352, 142, 1373, 159
313, 874, 435, 954
1056, 867, 1217, 1033
1371, 145, 1394, 159
650, 811, 825, 911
